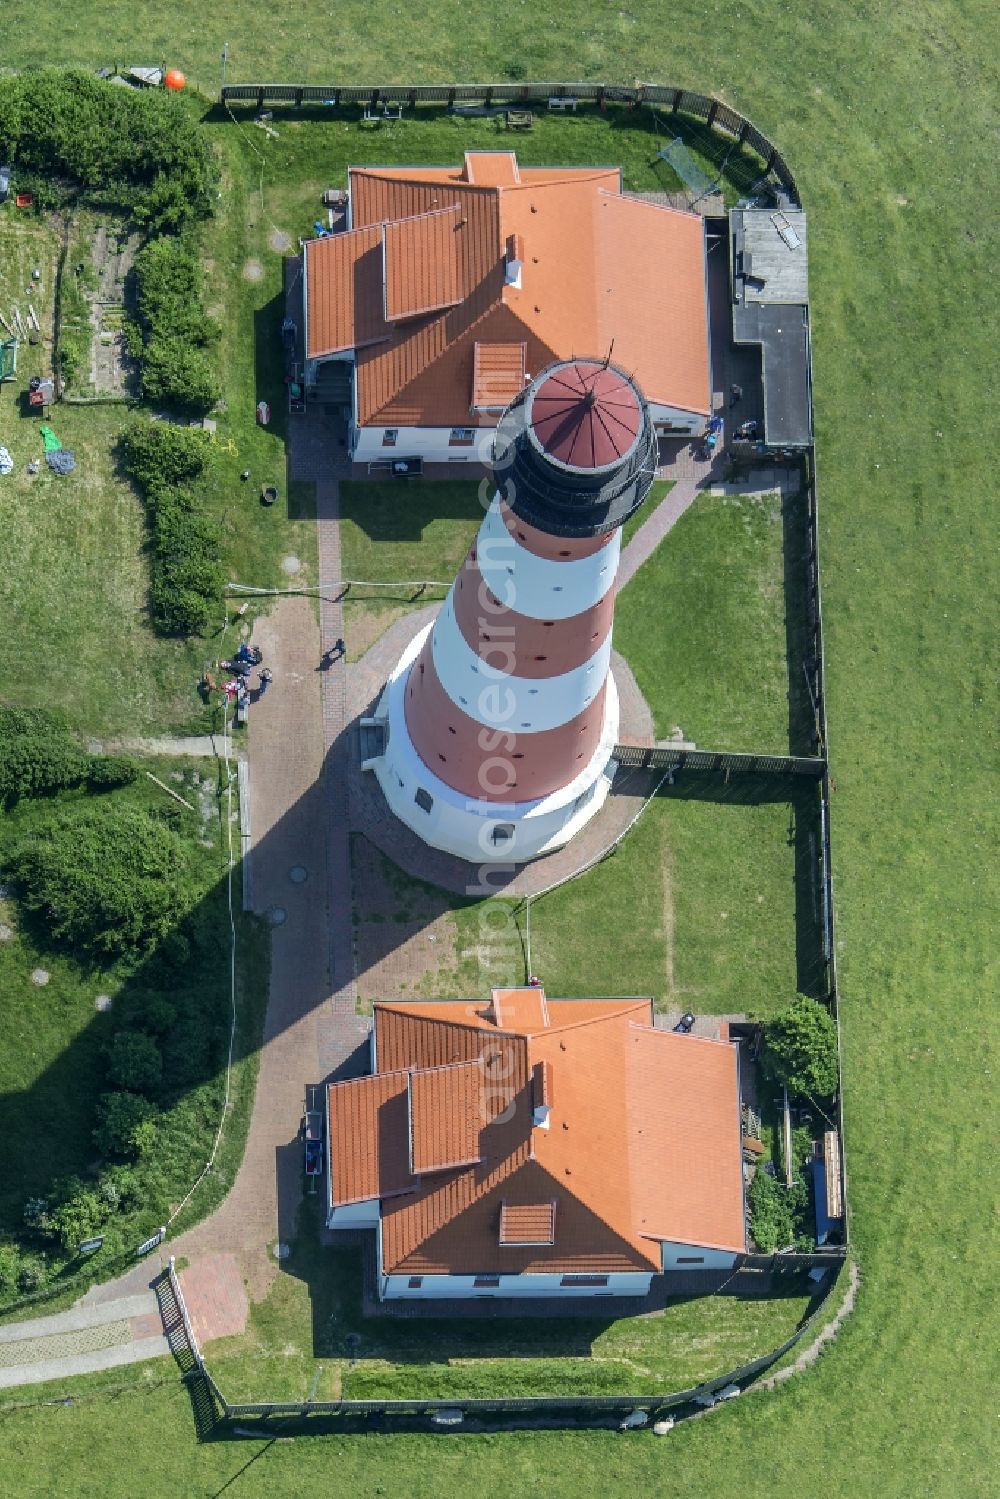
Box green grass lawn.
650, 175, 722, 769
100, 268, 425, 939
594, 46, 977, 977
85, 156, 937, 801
616, 488, 813, 753
353, 773, 817, 1019
1, 4, 998, 1493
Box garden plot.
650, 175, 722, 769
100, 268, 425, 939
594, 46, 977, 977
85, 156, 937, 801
61, 214, 140, 400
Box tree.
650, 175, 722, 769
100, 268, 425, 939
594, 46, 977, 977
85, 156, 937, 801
47, 1180, 109, 1253
761, 994, 840, 1099
107, 1031, 162, 1094
93, 1092, 158, 1158
13, 805, 188, 958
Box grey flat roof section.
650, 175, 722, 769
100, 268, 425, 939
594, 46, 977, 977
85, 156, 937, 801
734, 301, 815, 443
733, 301, 813, 446
730, 207, 812, 447
735, 209, 808, 304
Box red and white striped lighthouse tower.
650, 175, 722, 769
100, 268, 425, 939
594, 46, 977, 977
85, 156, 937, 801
371, 357, 657, 863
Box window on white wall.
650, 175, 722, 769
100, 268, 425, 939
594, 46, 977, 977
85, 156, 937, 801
449, 427, 475, 446
414, 788, 433, 814
382, 429, 398, 447
560, 1274, 609, 1287
473, 1275, 501, 1288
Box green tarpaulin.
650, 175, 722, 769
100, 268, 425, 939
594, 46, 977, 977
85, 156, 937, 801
39, 425, 62, 452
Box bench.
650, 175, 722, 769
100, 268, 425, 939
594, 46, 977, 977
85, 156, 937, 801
547, 96, 578, 113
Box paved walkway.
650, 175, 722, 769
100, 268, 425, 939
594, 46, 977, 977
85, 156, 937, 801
0, 1291, 167, 1389
106, 734, 245, 760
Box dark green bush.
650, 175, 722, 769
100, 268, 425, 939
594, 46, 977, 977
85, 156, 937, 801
47, 1179, 109, 1253
107, 1031, 163, 1094
761, 995, 840, 1100
94, 1092, 158, 1158
97, 1165, 141, 1212
0, 1243, 22, 1297
86, 755, 140, 790
119, 421, 223, 635
0, 707, 140, 801
13, 804, 188, 958
133, 236, 220, 414
748, 1169, 795, 1253
120, 419, 207, 489
0, 733, 88, 803
0, 70, 214, 230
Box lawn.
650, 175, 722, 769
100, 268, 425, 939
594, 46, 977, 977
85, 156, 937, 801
0, 4, 997, 1494
616, 488, 813, 753
0, 145, 318, 739
353, 772, 818, 1019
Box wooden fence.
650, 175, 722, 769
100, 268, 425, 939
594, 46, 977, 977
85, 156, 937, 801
613, 745, 826, 777
219, 80, 798, 203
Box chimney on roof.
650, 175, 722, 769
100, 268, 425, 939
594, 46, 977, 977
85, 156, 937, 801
505, 233, 524, 289
532, 1060, 553, 1129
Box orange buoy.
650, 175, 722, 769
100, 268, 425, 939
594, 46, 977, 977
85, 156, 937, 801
164, 69, 186, 92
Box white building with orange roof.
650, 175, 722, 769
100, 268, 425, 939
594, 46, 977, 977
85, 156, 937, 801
302, 151, 711, 463
325, 988, 747, 1300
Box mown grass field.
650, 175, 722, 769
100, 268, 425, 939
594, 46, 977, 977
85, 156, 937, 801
1, 3, 998, 1495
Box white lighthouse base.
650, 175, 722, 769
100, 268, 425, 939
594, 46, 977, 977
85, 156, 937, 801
370, 625, 620, 865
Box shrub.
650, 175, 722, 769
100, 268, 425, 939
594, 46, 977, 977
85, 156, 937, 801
748, 1169, 796, 1253
133, 236, 221, 414
0, 1243, 22, 1297
94, 1092, 157, 1158
761, 994, 840, 1100
12, 804, 188, 958
107, 1031, 162, 1094
119, 421, 223, 635
97, 1164, 141, 1211
47, 1181, 109, 1254
0, 733, 88, 803
17, 1258, 45, 1294
120, 419, 206, 490
134, 1001, 176, 1037
0, 70, 214, 229
86, 756, 140, 790
0, 707, 137, 801
22, 1197, 51, 1234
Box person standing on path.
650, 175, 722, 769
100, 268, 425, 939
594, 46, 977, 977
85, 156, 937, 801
729, 382, 743, 408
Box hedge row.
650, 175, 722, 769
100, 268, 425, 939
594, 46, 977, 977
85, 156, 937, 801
119, 421, 224, 634
0, 69, 214, 231
132, 237, 221, 414
0, 706, 138, 804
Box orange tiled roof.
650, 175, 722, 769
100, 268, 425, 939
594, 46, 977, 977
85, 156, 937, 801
327, 1072, 412, 1205
408, 1060, 485, 1173
303, 155, 709, 422
472, 340, 527, 411
383, 207, 463, 321
304, 224, 389, 358
499, 1200, 557, 1245
328, 991, 745, 1275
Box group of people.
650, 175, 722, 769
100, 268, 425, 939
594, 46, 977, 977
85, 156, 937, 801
217, 641, 273, 712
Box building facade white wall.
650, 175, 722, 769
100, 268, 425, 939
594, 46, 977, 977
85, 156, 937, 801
327, 1198, 380, 1230
372, 623, 620, 864
382, 1270, 653, 1299
659, 1241, 741, 1272
352, 423, 494, 465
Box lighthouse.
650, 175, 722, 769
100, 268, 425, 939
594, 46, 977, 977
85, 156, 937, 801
370, 358, 657, 864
